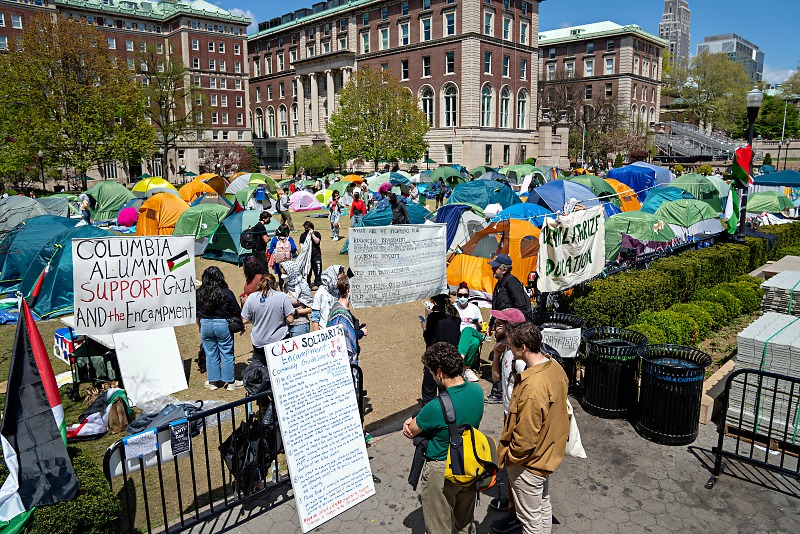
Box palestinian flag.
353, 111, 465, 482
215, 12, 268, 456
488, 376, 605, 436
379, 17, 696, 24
166, 250, 190, 272
724, 188, 740, 234
732, 145, 754, 189
0, 299, 79, 533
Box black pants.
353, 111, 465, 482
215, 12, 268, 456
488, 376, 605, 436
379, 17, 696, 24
308, 256, 322, 287
421, 367, 439, 404
255, 250, 269, 273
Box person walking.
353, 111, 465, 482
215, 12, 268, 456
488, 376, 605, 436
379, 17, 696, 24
280, 260, 312, 337
196, 267, 243, 390
389, 192, 410, 225
326, 278, 367, 366
241, 273, 295, 365
276, 187, 294, 231
251, 211, 272, 274
299, 221, 323, 289
267, 224, 297, 286
420, 293, 461, 404
350, 191, 367, 226
328, 190, 342, 240
435, 178, 446, 209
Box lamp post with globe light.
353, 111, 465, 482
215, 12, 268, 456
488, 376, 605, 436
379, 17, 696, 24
37, 150, 45, 191
736, 86, 763, 240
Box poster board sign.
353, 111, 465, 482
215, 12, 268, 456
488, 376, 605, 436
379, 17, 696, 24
72, 236, 196, 334
267, 326, 375, 532
542, 328, 581, 359
348, 224, 447, 308
537, 206, 605, 292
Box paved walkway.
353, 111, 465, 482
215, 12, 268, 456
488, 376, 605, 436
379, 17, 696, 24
189, 397, 800, 534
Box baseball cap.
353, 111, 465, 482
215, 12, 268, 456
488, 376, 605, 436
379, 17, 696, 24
491, 308, 526, 324
488, 254, 512, 268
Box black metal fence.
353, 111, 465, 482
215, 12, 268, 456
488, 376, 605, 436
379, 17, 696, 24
706, 368, 800, 490
104, 364, 365, 533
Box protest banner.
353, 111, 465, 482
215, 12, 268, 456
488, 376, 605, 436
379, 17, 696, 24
542, 328, 582, 359
348, 224, 447, 308
267, 326, 375, 532
537, 205, 605, 292
72, 236, 196, 334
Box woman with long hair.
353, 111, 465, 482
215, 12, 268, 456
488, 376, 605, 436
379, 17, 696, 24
328, 190, 342, 241
239, 256, 263, 306
280, 260, 313, 337
419, 292, 461, 403
326, 278, 368, 366
196, 266, 242, 390
241, 272, 295, 365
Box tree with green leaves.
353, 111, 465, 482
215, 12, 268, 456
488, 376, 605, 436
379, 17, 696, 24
288, 144, 338, 176
783, 65, 800, 98
327, 68, 428, 171
0, 14, 155, 190
732, 93, 800, 139
245, 147, 261, 173
138, 45, 207, 180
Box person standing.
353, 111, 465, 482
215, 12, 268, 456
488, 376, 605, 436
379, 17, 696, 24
498, 322, 569, 534
311, 264, 346, 330
435, 178, 446, 209
326, 278, 367, 366
276, 187, 294, 231
409, 183, 420, 204
80, 194, 92, 225
196, 267, 243, 390
402, 342, 484, 534
328, 190, 342, 240
251, 211, 272, 274
350, 191, 367, 226
281, 260, 312, 337
241, 273, 295, 365
239, 256, 263, 307
389, 192, 410, 225
299, 221, 323, 289
421, 293, 461, 404
267, 224, 297, 286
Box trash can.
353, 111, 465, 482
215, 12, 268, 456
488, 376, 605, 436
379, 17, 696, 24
635, 344, 712, 445
536, 314, 585, 390
581, 327, 647, 419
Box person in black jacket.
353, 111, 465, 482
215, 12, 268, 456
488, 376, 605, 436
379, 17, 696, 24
420, 293, 461, 403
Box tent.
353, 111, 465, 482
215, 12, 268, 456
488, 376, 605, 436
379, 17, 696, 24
117, 207, 138, 227
85, 181, 136, 220
20, 225, 112, 318
433, 203, 487, 253
477, 171, 507, 182
377, 172, 410, 186
604, 178, 642, 212
203, 210, 278, 264
566, 175, 621, 208
339, 201, 430, 253
498, 164, 535, 184
341, 174, 365, 184
0, 215, 79, 292
640, 187, 695, 214
135, 193, 189, 236
316, 189, 334, 206
174, 203, 229, 255
447, 219, 540, 295
447, 180, 521, 210
197, 174, 228, 195
491, 203, 555, 228
290, 190, 323, 211
759, 164, 776, 174
607, 163, 667, 201
629, 162, 674, 185
604, 211, 677, 261
190, 192, 234, 208
36, 197, 71, 217
702, 174, 731, 200
470, 165, 496, 178
518, 171, 549, 193
669, 174, 723, 212
179, 180, 217, 202
131, 177, 180, 199
328, 181, 356, 197
0, 196, 52, 239
226, 173, 278, 194
527, 180, 600, 212
753, 169, 800, 187
746, 191, 794, 213
654, 199, 725, 239
430, 166, 464, 186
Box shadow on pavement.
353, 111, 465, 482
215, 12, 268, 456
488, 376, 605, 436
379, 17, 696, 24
689, 446, 800, 499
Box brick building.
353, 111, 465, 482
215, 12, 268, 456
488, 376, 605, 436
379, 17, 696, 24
0, 0, 251, 183
247, 0, 569, 171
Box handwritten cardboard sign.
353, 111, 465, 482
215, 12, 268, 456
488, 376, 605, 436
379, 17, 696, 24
267, 326, 375, 532
72, 236, 196, 334
537, 206, 605, 292
348, 224, 447, 308
542, 327, 582, 359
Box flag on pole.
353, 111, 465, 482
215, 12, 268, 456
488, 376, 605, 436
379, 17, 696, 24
0, 298, 79, 533
724, 188, 740, 234
731, 145, 754, 188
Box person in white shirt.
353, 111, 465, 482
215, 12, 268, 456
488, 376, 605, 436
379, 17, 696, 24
454, 282, 482, 332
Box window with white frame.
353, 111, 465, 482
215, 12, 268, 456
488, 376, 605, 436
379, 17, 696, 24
503, 55, 510, 77
484, 51, 492, 74
547, 64, 555, 80
222, 112, 229, 125
503, 145, 510, 165
267, 85, 273, 100
234, 44, 240, 55
520, 58, 527, 79
210, 78, 218, 89
192, 39, 199, 50
605, 83, 613, 97
444, 84, 457, 127
267, 108, 275, 136
221, 95, 228, 107
520, 21, 528, 44
480, 85, 493, 127
445, 144, 453, 164
236, 95, 243, 107
234, 61, 241, 73
279, 82, 285, 98
421, 18, 431, 41
237, 113, 244, 125
156, 43, 163, 54
445, 12, 455, 36
212, 112, 219, 124
604, 57, 614, 75
126, 39, 134, 51
219, 44, 226, 54
362, 13, 368, 25
292, 79, 297, 96
401, 59, 409, 80
634, 56, 639, 75
517, 90, 527, 129
212, 131, 220, 141
219, 60, 226, 71
194, 76, 201, 87
381, 7, 389, 20
423, 0, 430, 10
380, 28, 389, 50
340, 18, 347, 32
421, 86, 434, 126
606, 39, 615, 51
584, 85, 592, 99
127, 58, 135, 70
220, 78, 227, 89
235, 79, 242, 90
279, 106, 288, 136
208, 41, 215, 52
402, 1, 409, 15
484, 12, 493, 36
485, 144, 492, 164
566, 62, 575, 78
209, 59, 216, 70
399, 22, 409, 46
278, 54, 284, 70
108, 37, 116, 49
322, 41, 330, 54
339, 37, 347, 50
0, 14, 5, 27
422, 56, 431, 77
499, 87, 510, 128
503, 18, 511, 40
445, 51, 455, 73
584, 59, 594, 76
361, 31, 370, 53
11, 15, 21, 29
266, 57, 272, 74
238, 131, 244, 140
586, 41, 594, 54
292, 104, 298, 134
307, 45, 315, 57
193, 57, 200, 69
255, 87, 261, 102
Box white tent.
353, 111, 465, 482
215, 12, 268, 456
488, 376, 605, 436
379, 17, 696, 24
289, 190, 323, 211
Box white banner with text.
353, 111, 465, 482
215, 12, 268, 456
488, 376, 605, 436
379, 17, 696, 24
537, 206, 605, 292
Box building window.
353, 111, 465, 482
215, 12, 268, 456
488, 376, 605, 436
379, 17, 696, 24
548, 48, 555, 59
444, 84, 457, 127
520, 59, 527, 79
607, 39, 615, 51
503, 18, 511, 41
566, 44, 574, 56
605, 83, 613, 97
584, 59, 594, 76
481, 85, 493, 127
380, 28, 389, 50
484, 144, 492, 164
222, 112, 229, 125
339, 37, 347, 50
211, 112, 219, 125
210, 78, 218, 89
255, 87, 261, 102
220, 78, 227, 89
238, 131, 244, 140
484, 13, 493, 36
279, 82, 285, 98
445, 12, 455, 36
267, 86, 273, 100
586, 41, 594, 54
307, 28, 315, 40
421, 18, 431, 41
503, 55, 510, 77
210, 95, 218, 106
266, 57, 272, 75
127, 58, 135, 70
267, 108, 275, 137
208, 41, 215, 52
585, 85, 592, 99
499, 87, 510, 128
520, 22, 528, 45
234, 44, 241, 55
484, 52, 492, 74
292, 79, 297, 96
381, 7, 389, 20
421, 86, 434, 126
209, 59, 216, 70
547, 64, 555, 81
324, 23, 330, 37
280, 106, 288, 136
292, 103, 299, 135
234, 61, 241, 73
236, 95, 243, 107
307, 45, 315, 57
402, 1, 409, 15
193, 58, 200, 69
604, 57, 614, 75
0, 14, 5, 27
322, 41, 330, 54
361, 32, 370, 53
11, 15, 21, 29
340, 18, 347, 32
503, 145, 510, 165
503, 0, 510, 9
362, 13, 369, 25
401, 59, 409, 80
517, 90, 527, 129
566, 62, 574, 78
381, 63, 389, 71
278, 54, 284, 71
156, 43, 163, 54
400, 22, 409, 46
445, 51, 455, 74
235, 79, 242, 90
255, 109, 264, 136
108, 38, 116, 49
423, 0, 431, 9
192, 39, 199, 50
634, 56, 639, 75
126, 39, 134, 51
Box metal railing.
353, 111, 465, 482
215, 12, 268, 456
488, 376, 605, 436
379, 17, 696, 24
706, 368, 800, 490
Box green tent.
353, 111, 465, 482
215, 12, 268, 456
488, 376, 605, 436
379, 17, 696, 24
469, 165, 496, 178
498, 164, 536, 183
747, 191, 794, 213
0, 215, 78, 292
566, 175, 621, 207
654, 199, 720, 227
203, 210, 278, 264
85, 181, 136, 220
20, 225, 112, 318
0, 196, 52, 240
604, 211, 676, 261
174, 204, 229, 240
328, 181, 355, 197
669, 174, 723, 212
429, 166, 463, 185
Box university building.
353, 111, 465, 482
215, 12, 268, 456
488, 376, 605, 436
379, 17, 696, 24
657, 0, 690, 69
247, 0, 570, 171
697, 33, 764, 84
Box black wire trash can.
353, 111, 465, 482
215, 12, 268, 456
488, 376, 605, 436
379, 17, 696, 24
635, 345, 712, 445
581, 327, 648, 419
536, 313, 586, 391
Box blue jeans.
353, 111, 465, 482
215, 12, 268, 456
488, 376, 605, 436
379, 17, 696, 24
351, 214, 363, 226
289, 322, 310, 337
200, 318, 235, 383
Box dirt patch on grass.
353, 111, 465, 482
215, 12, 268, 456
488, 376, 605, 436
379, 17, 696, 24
699, 312, 760, 378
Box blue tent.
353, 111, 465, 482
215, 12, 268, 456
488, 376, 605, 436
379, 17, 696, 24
630, 162, 673, 185
640, 187, 695, 214
447, 180, 521, 210
608, 162, 672, 201
527, 180, 600, 212
340, 202, 431, 253
753, 169, 800, 187
491, 203, 555, 228
603, 202, 623, 218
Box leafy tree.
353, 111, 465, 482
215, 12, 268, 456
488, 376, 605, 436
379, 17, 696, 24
288, 144, 338, 176
763, 153, 773, 166
327, 68, 428, 171
732, 93, 800, 139
0, 14, 155, 190
198, 144, 249, 176
245, 147, 261, 173
783, 66, 800, 97
613, 154, 625, 168
524, 157, 537, 166
697, 164, 713, 176
673, 164, 685, 176
138, 45, 206, 180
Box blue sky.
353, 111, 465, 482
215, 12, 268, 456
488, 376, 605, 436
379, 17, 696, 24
218, 0, 798, 83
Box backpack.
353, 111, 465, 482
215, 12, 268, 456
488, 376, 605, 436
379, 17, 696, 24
439, 390, 498, 492
273, 237, 292, 264
240, 226, 257, 250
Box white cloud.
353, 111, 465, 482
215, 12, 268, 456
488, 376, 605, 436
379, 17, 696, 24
763, 64, 796, 84
558, 21, 572, 29
229, 8, 258, 34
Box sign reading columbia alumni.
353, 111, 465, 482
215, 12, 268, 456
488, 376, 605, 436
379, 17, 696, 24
537, 206, 605, 292
72, 236, 196, 334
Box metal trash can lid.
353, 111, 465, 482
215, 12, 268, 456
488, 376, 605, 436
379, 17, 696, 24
650, 357, 700, 370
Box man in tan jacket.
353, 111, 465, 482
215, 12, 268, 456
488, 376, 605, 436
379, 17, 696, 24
497, 322, 569, 534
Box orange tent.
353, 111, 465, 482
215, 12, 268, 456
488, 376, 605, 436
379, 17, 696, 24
605, 178, 642, 212
341, 174, 364, 183
135, 193, 189, 236
193, 174, 228, 195
179, 180, 216, 202
447, 219, 540, 295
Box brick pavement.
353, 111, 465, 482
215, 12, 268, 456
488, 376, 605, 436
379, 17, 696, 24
188, 396, 800, 534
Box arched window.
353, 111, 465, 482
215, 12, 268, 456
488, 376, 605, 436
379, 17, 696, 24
279, 105, 288, 137
649, 107, 655, 126
292, 104, 298, 135
630, 104, 637, 126
255, 109, 264, 138
481, 84, 493, 127
499, 87, 511, 128
516, 90, 528, 129
420, 86, 434, 126
640, 105, 647, 126
443, 84, 458, 127
267, 107, 276, 137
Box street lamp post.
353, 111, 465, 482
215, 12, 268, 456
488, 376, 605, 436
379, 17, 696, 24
425, 149, 430, 171
736, 86, 763, 240
37, 150, 45, 190
784, 141, 791, 171
337, 144, 342, 173
777, 141, 783, 169
158, 148, 164, 178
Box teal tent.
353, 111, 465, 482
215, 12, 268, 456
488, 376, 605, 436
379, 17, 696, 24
0, 196, 52, 240
640, 187, 695, 214
20, 225, 112, 318
340, 202, 431, 254
446, 180, 521, 210
203, 210, 278, 264
0, 215, 79, 293
85, 181, 136, 220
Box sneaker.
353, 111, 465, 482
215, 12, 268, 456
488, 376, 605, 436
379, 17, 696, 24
491, 511, 521, 533
464, 368, 480, 382
485, 394, 503, 404
226, 380, 244, 391
204, 380, 219, 391
489, 497, 509, 511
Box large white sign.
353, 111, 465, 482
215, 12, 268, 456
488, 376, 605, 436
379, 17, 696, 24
542, 328, 582, 359
72, 236, 196, 334
348, 224, 447, 308
537, 206, 605, 292
267, 326, 375, 532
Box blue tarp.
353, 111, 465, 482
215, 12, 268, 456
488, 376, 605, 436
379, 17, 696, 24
604, 202, 623, 218
435, 204, 471, 251
526, 181, 600, 212
608, 163, 672, 201
753, 169, 800, 187
447, 180, 521, 210
640, 187, 696, 214
491, 203, 555, 228
630, 162, 674, 185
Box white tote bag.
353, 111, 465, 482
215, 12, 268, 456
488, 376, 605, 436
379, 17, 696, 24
565, 398, 587, 459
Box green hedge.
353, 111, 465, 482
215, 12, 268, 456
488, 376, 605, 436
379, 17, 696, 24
626, 323, 667, 344
716, 282, 763, 314
636, 310, 699, 345
691, 287, 743, 321
692, 300, 728, 328
735, 274, 765, 288
744, 236, 769, 270
759, 223, 800, 260
668, 303, 714, 339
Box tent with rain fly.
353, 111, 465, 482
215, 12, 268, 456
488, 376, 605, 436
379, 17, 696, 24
0, 196, 52, 240
290, 190, 323, 211
198, 174, 228, 195
491, 203, 555, 228
629, 161, 674, 185
669, 174, 723, 212
135, 193, 189, 236
640, 186, 695, 214
654, 199, 725, 239
190, 192, 234, 208
447, 180, 521, 210
131, 177, 180, 199
203, 210, 278, 264
0, 215, 78, 293
470, 165, 496, 178
36, 197, 71, 217
566, 175, 621, 208
430, 166, 465, 187
753, 169, 800, 187
746, 191, 794, 213
527, 180, 600, 212
179, 180, 217, 202
231, 185, 273, 209
607, 164, 661, 201
327, 181, 356, 198
174, 203, 230, 255
605, 178, 642, 212
498, 164, 535, 184
341, 174, 365, 184
477, 171, 507, 182
433, 203, 487, 253
226, 173, 278, 194
604, 211, 677, 261
20, 225, 111, 318
518, 170, 549, 193
447, 219, 540, 296
85, 181, 136, 221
